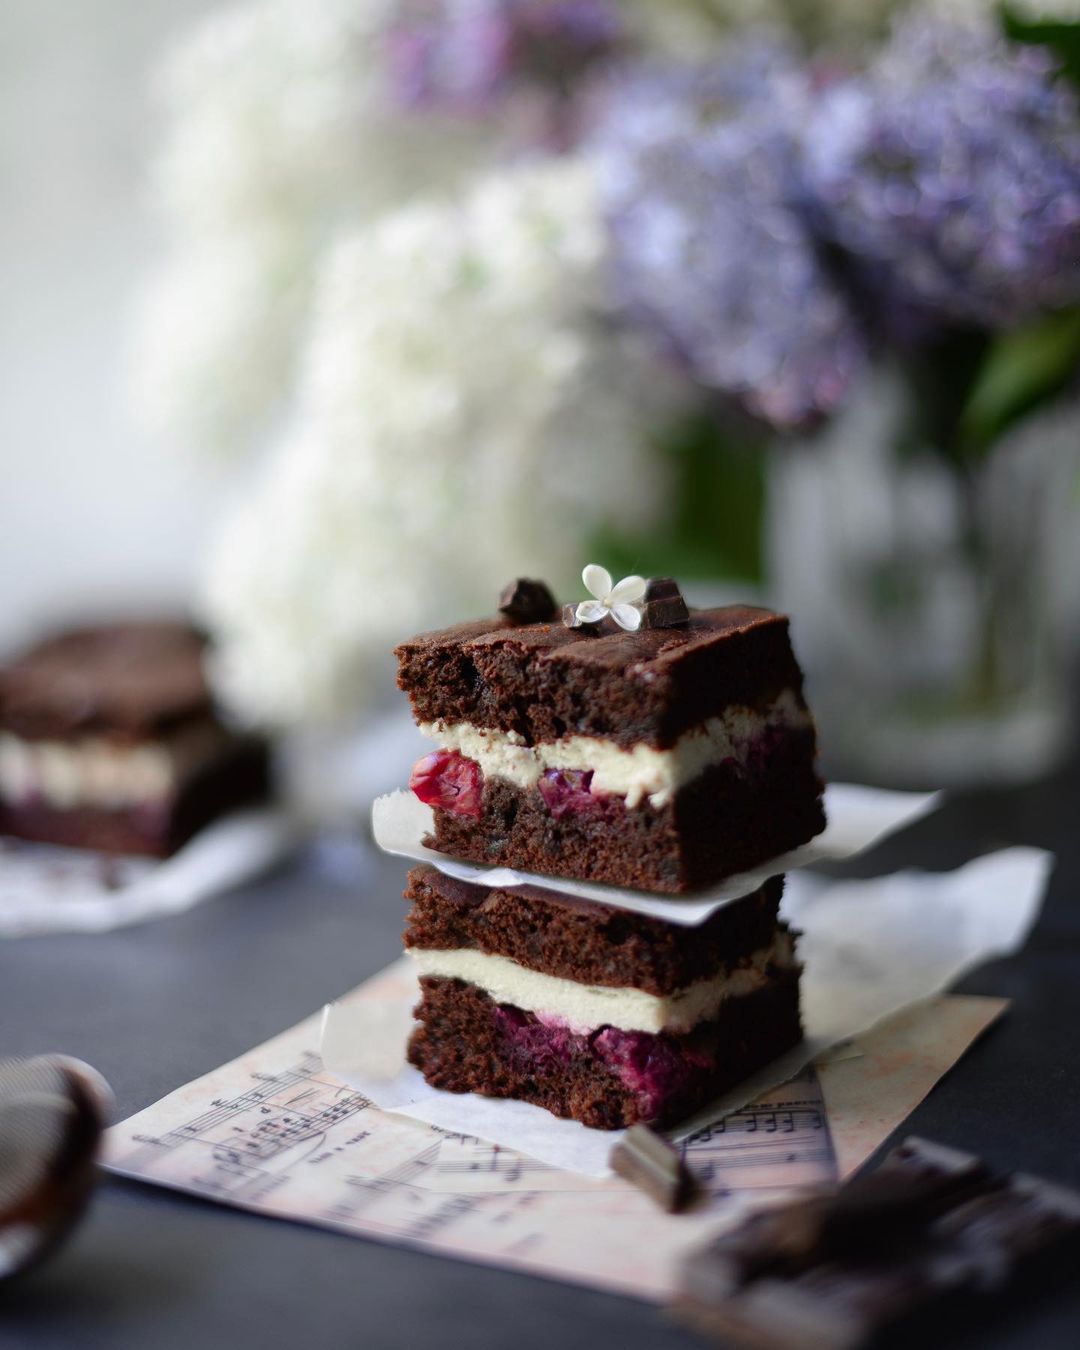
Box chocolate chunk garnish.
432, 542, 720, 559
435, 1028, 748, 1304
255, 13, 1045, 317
672, 1136, 1080, 1349
641, 577, 689, 629
562, 603, 601, 634
498, 578, 556, 624
611, 1124, 700, 1213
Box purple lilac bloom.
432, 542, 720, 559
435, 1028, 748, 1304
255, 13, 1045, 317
591, 48, 866, 432
384, 0, 623, 115
804, 13, 1080, 331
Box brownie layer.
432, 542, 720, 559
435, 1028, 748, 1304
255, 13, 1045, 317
404, 865, 786, 994
0, 737, 270, 857
396, 606, 810, 749
407, 971, 803, 1129
1, 622, 213, 740
426, 728, 825, 893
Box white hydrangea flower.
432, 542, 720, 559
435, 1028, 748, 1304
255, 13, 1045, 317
573, 565, 647, 631
203, 158, 681, 725
131, 0, 496, 457
129, 228, 309, 456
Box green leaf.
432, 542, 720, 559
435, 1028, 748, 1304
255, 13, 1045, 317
959, 308, 1080, 457
1000, 7, 1080, 88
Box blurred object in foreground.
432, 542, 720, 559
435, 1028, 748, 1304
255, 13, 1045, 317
673, 1135, 1080, 1350
0, 1056, 112, 1281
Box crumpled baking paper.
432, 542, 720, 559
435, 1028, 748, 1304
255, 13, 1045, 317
0, 808, 299, 937
371, 782, 942, 925
321, 846, 1050, 1177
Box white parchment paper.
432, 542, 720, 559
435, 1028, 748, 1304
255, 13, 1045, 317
0, 808, 299, 937
371, 783, 942, 925
322, 847, 1050, 1177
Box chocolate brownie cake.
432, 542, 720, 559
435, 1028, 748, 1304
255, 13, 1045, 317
403, 864, 802, 1129
0, 621, 270, 857
396, 589, 825, 893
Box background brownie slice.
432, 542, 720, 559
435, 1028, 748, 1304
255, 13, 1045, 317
0, 620, 270, 857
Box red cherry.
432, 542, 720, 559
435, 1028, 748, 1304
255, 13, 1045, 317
409, 750, 484, 819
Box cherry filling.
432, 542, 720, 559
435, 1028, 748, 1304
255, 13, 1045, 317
592, 1027, 710, 1119
409, 750, 483, 819
494, 1005, 709, 1117
537, 768, 602, 818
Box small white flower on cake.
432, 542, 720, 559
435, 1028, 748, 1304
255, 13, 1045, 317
574, 565, 646, 632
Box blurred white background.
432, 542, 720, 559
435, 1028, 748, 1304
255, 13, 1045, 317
0, 0, 219, 651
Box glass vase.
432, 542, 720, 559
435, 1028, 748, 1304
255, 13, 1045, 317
766, 370, 1080, 787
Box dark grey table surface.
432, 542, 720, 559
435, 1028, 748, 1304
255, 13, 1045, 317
2, 761, 1080, 1350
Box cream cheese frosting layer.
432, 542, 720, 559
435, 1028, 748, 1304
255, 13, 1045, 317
419, 689, 810, 808
0, 723, 228, 810
407, 934, 796, 1035
0, 734, 172, 809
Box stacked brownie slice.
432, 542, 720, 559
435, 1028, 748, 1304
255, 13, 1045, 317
0, 621, 270, 857
392, 575, 825, 1129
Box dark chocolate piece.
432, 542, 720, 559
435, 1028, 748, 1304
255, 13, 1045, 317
403, 865, 788, 994
673, 1136, 1080, 1350
0, 1056, 111, 1281
641, 577, 689, 629
561, 602, 608, 634
408, 971, 803, 1130
498, 578, 556, 625
611, 1125, 699, 1213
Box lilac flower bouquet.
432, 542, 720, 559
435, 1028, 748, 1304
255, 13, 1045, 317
585, 9, 1080, 783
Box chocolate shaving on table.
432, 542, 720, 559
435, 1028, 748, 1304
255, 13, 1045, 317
0, 1056, 112, 1281
641, 577, 689, 629
611, 1125, 700, 1214
671, 1135, 1080, 1350
497, 578, 557, 624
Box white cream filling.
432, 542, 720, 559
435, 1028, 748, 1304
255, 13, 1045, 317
419, 689, 809, 808
407, 932, 796, 1035
0, 724, 227, 810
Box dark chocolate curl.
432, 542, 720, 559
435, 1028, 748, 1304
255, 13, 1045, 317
641, 577, 689, 629
498, 578, 557, 624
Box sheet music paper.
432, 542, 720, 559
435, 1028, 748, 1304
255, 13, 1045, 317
106, 960, 1006, 1302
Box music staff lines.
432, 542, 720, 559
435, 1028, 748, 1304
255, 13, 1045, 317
116, 1052, 369, 1174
